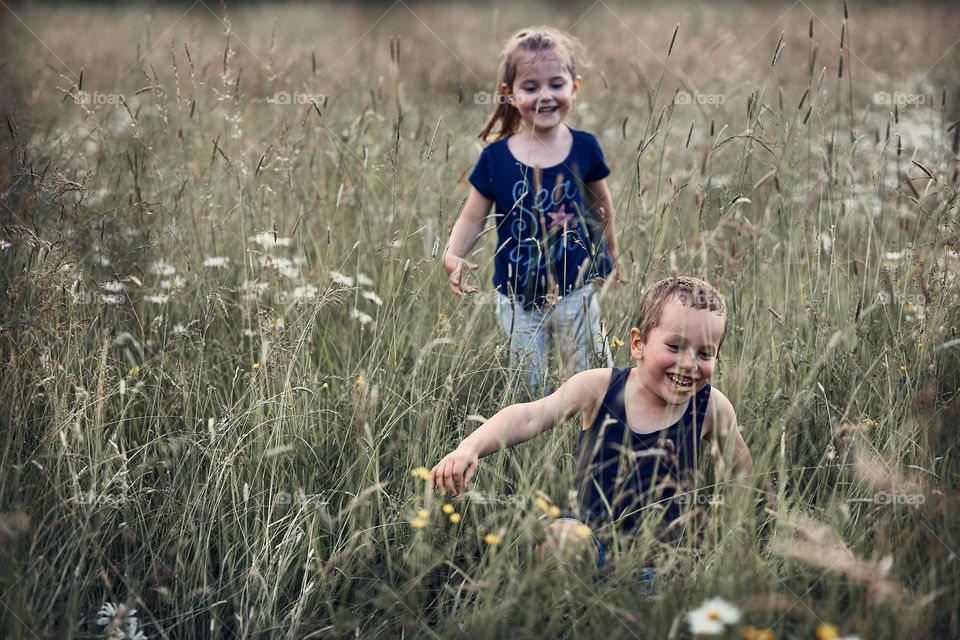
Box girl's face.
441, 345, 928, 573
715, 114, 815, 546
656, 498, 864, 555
630, 298, 726, 406
502, 51, 581, 133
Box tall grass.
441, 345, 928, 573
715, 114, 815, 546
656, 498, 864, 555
1, 2, 958, 638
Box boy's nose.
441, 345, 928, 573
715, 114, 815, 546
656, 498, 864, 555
678, 350, 697, 370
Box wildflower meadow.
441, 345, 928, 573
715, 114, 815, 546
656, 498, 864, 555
1, 2, 958, 638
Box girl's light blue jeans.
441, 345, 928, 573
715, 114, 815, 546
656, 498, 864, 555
494, 284, 610, 393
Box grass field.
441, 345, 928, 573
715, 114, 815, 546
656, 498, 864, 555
1, 1, 959, 638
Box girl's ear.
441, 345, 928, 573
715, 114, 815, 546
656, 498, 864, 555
571, 75, 582, 96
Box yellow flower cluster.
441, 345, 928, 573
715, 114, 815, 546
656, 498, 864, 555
535, 496, 562, 519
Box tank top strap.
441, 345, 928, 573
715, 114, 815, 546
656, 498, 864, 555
690, 383, 712, 440
591, 367, 631, 429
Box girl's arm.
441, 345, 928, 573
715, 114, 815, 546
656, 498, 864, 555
585, 179, 618, 273
431, 369, 609, 496
443, 187, 492, 295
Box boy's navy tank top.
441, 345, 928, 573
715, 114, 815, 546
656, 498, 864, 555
573, 367, 711, 531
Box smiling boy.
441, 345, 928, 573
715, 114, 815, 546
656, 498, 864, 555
431, 277, 753, 564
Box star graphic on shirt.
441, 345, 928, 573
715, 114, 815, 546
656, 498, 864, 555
547, 204, 577, 230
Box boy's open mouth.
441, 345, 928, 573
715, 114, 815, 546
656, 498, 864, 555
668, 374, 694, 390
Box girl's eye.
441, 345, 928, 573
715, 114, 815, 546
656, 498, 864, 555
666, 344, 679, 351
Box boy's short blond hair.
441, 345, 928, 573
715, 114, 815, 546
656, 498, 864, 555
635, 277, 728, 350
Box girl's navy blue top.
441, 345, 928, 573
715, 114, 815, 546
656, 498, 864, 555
573, 367, 711, 531
468, 127, 612, 308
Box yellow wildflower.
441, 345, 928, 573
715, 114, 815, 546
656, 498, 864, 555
575, 524, 592, 539
815, 623, 840, 640
356, 375, 364, 389
610, 336, 624, 347
409, 516, 427, 529
252, 363, 260, 369
483, 533, 501, 545
548, 505, 561, 518
742, 625, 774, 640
442, 503, 454, 514
410, 466, 432, 481
449, 513, 461, 523
535, 496, 550, 512
417, 508, 429, 519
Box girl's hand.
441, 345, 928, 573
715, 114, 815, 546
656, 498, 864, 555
430, 447, 478, 497
444, 254, 479, 296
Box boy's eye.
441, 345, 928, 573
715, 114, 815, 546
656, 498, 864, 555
699, 351, 714, 359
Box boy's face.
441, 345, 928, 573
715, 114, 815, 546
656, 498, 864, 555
630, 297, 726, 405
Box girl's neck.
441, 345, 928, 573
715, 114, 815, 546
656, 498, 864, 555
514, 123, 569, 144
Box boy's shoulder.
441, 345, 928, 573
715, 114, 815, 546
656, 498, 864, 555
556, 367, 615, 398
701, 386, 736, 440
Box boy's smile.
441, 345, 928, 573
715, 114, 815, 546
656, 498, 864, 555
630, 298, 726, 406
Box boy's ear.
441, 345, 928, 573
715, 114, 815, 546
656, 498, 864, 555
629, 327, 644, 360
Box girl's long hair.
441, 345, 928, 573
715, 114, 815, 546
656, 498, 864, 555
478, 27, 585, 143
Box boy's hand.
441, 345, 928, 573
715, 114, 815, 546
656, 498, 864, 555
444, 254, 479, 296
431, 447, 478, 496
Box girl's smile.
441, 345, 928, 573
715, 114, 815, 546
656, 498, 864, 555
503, 53, 581, 135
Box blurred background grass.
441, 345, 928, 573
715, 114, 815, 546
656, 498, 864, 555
1, 2, 958, 638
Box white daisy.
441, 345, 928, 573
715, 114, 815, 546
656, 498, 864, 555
160, 276, 186, 290
101, 280, 125, 293
350, 308, 373, 325
361, 290, 383, 306
292, 284, 318, 300
330, 271, 354, 287
686, 597, 741, 636
884, 251, 906, 261
356, 272, 374, 287
249, 231, 291, 248
172, 323, 187, 335
202, 256, 230, 268
143, 294, 169, 305
0, 240, 11, 250
149, 259, 176, 276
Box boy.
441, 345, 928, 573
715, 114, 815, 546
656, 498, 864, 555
431, 277, 753, 565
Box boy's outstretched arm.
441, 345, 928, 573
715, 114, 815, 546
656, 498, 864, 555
431, 369, 608, 496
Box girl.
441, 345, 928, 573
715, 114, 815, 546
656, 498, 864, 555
443, 27, 619, 392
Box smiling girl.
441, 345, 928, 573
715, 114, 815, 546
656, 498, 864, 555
443, 27, 619, 392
